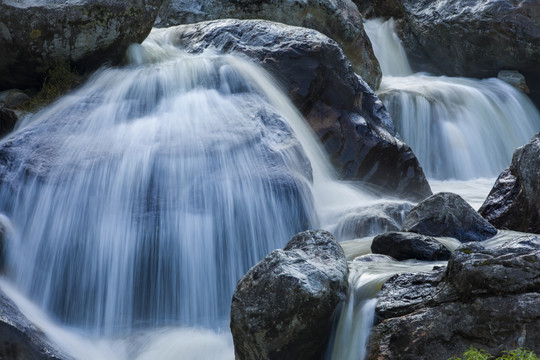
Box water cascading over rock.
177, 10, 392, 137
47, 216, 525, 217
0, 45, 319, 335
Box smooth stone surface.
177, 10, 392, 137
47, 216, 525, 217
371, 231, 451, 261
403, 192, 497, 242
479, 133, 540, 234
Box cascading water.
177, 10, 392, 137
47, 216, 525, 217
364, 18, 540, 181
0, 26, 376, 358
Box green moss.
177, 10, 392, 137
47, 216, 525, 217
450, 347, 539, 360
30, 29, 41, 39
17, 60, 81, 112
458, 248, 474, 254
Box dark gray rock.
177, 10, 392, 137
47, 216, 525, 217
0, 0, 163, 91
353, 253, 396, 263
0, 289, 70, 360
371, 231, 451, 261
174, 19, 432, 201
230, 230, 348, 360
334, 202, 413, 240
479, 133, 540, 234
447, 237, 540, 299
0, 89, 28, 136
403, 192, 497, 242
155, 0, 382, 90
368, 236, 540, 360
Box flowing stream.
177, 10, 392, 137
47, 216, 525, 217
0, 19, 538, 360
0, 26, 377, 359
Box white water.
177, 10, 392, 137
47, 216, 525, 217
0, 18, 537, 360
326, 18, 540, 360
0, 26, 390, 359
365, 18, 540, 181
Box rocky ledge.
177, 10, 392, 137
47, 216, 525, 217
367, 236, 540, 360
0, 0, 162, 91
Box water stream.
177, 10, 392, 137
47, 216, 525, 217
0, 18, 538, 360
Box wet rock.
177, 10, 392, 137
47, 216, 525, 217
334, 202, 413, 240
448, 237, 540, 299
368, 237, 540, 360
0, 89, 28, 136
498, 70, 530, 94
371, 231, 451, 261
155, 0, 382, 90
479, 133, 540, 234
0, 0, 163, 91
0, 289, 70, 360
230, 230, 348, 360
352, 0, 405, 18
174, 19, 432, 201
403, 192, 497, 242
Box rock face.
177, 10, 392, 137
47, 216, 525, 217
155, 0, 382, 90
172, 19, 432, 200
230, 230, 348, 360
0, 89, 29, 136
403, 192, 497, 242
0, 0, 163, 91
0, 289, 70, 360
479, 133, 540, 234
385, 0, 540, 105
371, 231, 451, 261
368, 236, 540, 360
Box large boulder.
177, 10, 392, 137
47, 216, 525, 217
155, 0, 382, 90
385, 0, 540, 105
230, 230, 348, 360
402, 192, 497, 242
0, 289, 70, 360
0, 0, 163, 91
171, 19, 432, 200
371, 231, 451, 261
479, 133, 540, 234
368, 236, 540, 360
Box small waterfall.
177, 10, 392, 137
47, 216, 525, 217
328, 255, 447, 360
365, 18, 540, 180
0, 25, 373, 344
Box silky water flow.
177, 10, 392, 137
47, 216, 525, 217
0, 20, 538, 360
0, 26, 376, 359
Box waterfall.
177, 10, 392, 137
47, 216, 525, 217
0, 25, 377, 357
364, 18, 540, 180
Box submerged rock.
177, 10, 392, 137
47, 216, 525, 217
173, 19, 432, 201
0, 289, 70, 360
230, 230, 348, 360
368, 236, 540, 359
403, 192, 497, 242
0, 0, 163, 91
479, 133, 540, 234
334, 202, 413, 240
498, 70, 530, 94
371, 231, 451, 261
155, 0, 382, 90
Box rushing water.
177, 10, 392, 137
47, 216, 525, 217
0, 18, 538, 360
365, 18, 540, 180
0, 26, 379, 358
